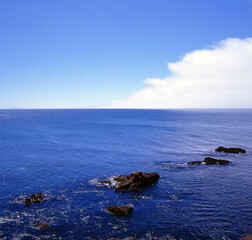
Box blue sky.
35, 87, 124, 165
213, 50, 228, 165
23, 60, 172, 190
1, 0, 252, 108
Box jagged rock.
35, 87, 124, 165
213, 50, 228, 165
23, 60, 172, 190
35, 222, 50, 229
187, 161, 202, 165
25, 193, 44, 206
98, 180, 112, 185
241, 235, 252, 240
203, 157, 231, 165
107, 204, 134, 217
215, 146, 246, 154
115, 172, 160, 192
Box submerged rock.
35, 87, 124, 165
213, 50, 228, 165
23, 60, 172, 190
115, 172, 160, 192
107, 204, 134, 217
25, 193, 44, 206
215, 146, 246, 154
241, 235, 252, 240
35, 222, 50, 229
187, 161, 202, 165
169, 194, 180, 200
203, 157, 231, 165
98, 180, 112, 185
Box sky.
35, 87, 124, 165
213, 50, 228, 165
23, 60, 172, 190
0, 0, 252, 109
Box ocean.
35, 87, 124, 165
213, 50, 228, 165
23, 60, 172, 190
0, 109, 251, 240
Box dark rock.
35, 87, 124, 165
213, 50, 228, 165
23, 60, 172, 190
187, 161, 202, 165
217, 159, 232, 164
241, 235, 252, 240
98, 180, 112, 185
215, 146, 246, 154
203, 157, 231, 165
35, 222, 50, 229
107, 204, 134, 217
113, 175, 129, 183
25, 193, 44, 206
169, 194, 180, 200
115, 172, 160, 192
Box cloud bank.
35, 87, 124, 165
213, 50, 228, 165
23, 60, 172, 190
105, 38, 252, 108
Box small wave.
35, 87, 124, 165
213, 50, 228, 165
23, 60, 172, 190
9, 194, 27, 205
13, 232, 58, 240
0, 113, 9, 117
142, 233, 177, 240
155, 161, 190, 169
81, 215, 90, 223
141, 196, 153, 200
89, 176, 120, 188
0, 217, 19, 224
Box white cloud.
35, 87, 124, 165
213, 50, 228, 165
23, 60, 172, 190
104, 38, 252, 108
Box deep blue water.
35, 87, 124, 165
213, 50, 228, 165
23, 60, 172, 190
0, 109, 251, 240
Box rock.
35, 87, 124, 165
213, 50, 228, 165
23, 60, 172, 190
107, 204, 134, 217
169, 194, 180, 200
98, 180, 112, 185
215, 146, 246, 154
35, 222, 50, 229
187, 161, 202, 165
216, 159, 232, 164
241, 235, 252, 240
113, 175, 129, 183
115, 172, 160, 192
25, 193, 44, 206
203, 157, 231, 165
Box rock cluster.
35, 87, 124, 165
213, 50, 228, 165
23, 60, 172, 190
20, 145, 247, 238
114, 172, 160, 192
186, 146, 247, 166
25, 193, 44, 206
215, 146, 246, 154
107, 204, 134, 217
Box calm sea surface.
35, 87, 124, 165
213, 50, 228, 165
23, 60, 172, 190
0, 109, 251, 240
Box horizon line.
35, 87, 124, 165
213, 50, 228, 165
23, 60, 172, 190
0, 107, 252, 110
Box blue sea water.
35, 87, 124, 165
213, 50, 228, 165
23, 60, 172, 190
0, 109, 251, 240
